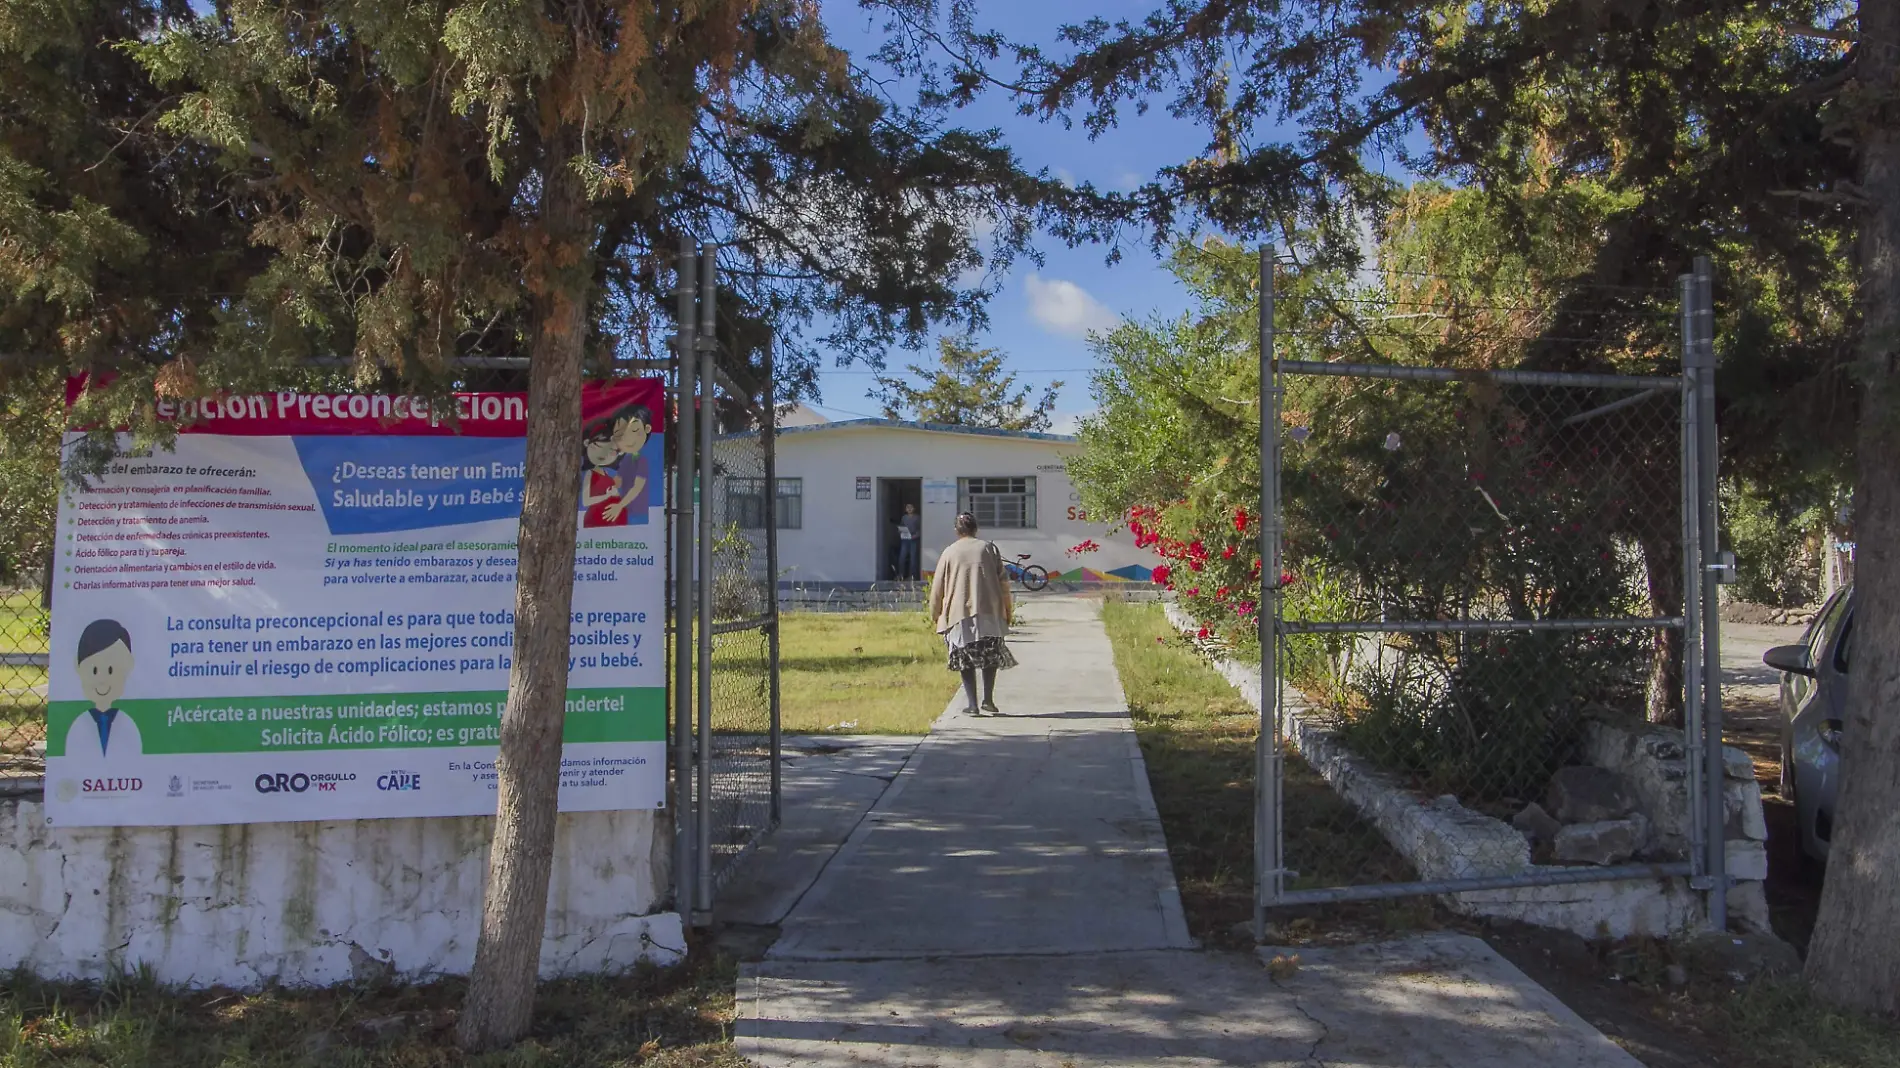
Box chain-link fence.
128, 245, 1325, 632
671, 239, 783, 924
1254, 262, 1728, 928
697, 377, 779, 902
0, 584, 50, 777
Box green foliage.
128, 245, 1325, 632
1337, 629, 1646, 803
0, 373, 64, 588
1722, 478, 1832, 607
1075, 191, 1668, 794
1282, 561, 1353, 705
872, 336, 1061, 431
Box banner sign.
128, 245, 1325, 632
47, 380, 667, 826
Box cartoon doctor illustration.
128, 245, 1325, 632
66, 619, 143, 762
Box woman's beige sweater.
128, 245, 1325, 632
928, 536, 1013, 634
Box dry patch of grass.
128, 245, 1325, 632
0, 951, 749, 1068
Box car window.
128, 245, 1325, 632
1810, 592, 1850, 666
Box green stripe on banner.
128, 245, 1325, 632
46, 687, 663, 755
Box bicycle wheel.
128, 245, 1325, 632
1020, 565, 1049, 592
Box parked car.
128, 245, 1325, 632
1762, 587, 1854, 863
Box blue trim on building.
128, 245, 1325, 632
723, 418, 1077, 444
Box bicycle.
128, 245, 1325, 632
1003, 553, 1049, 592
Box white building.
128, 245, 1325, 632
738, 418, 1159, 587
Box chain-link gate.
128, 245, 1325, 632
1254, 252, 1731, 931
672, 240, 782, 926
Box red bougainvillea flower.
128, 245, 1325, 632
1151, 564, 1172, 586
1188, 540, 1208, 558
1280, 571, 1299, 587
1196, 626, 1211, 640
1234, 508, 1250, 533
1222, 545, 1237, 560
1236, 601, 1257, 617
1188, 560, 1204, 572
1251, 559, 1263, 575
1216, 586, 1231, 601
1186, 587, 1200, 597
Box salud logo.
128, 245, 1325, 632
376, 771, 422, 792
82, 777, 142, 794
167, 775, 184, 798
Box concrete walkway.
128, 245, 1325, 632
766, 597, 1192, 959
738, 598, 1642, 1067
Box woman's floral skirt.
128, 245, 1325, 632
945, 636, 1018, 672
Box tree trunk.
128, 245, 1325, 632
1805, 1, 1900, 1014
456, 126, 592, 1051
1641, 529, 1685, 726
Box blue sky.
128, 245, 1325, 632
809, 1, 1219, 430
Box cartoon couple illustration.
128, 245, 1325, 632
581, 403, 654, 527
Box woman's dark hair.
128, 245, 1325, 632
955, 512, 979, 537
77, 619, 132, 662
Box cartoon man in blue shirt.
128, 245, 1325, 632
65, 619, 142, 762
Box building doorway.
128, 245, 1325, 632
877, 477, 924, 583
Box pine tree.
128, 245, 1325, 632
129, 1, 1060, 1047
873, 336, 1061, 431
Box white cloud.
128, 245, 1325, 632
1048, 410, 1091, 436
1052, 166, 1077, 188
1024, 274, 1121, 339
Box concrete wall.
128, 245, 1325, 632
770, 425, 1158, 585
0, 794, 683, 988
1168, 605, 1767, 939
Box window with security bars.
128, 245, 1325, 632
727, 478, 802, 529
957, 476, 1036, 529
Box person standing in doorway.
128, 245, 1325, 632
896, 502, 922, 582
927, 513, 1017, 716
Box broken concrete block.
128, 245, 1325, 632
1547, 765, 1636, 823
1725, 838, 1769, 882
1552, 815, 1647, 866
1511, 802, 1563, 844
1726, 780, 1769, 841
1722, 745, 1756, 782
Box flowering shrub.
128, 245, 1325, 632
1071, 234, 1666, 802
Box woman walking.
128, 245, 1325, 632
928, 512, 1017, 715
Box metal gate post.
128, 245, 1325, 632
672, 236, 698, 918
693, 243, 719, 925
1691, 255, 1728, 930
1678, 272, 1707, 893
1254, 244, 1284, 939
764, 332, 783, 827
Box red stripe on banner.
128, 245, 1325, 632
64, 376, 665, 437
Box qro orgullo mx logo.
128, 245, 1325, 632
254, 772, 357, 794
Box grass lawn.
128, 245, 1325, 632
1103, 600, 1900, 1068
0, 953, 747, 1068
0, 590, 47, 752
777, 612, 951, 735
0, 590, 47, 657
